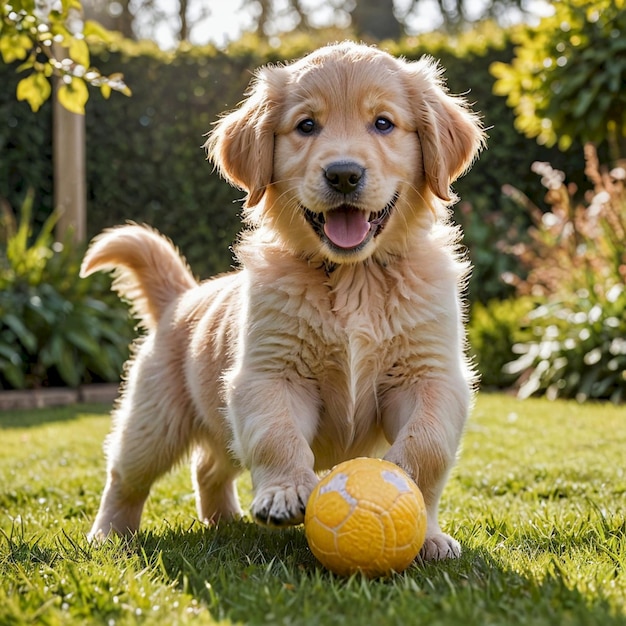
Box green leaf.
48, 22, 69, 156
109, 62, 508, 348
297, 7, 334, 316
56, 341, 81, 387
16, 72, 52, 113
26, 298, 56, 325
65, 327, 101, 357
69, 37, 90, 68
84, 19, 116, 43
32, 210, 59, 252
16, 58, 35, 73
490, 0, 626, 146
0, 359, 26, 389
0, 33, 32, 64
6, 188, 32, 264
3, 314, 37, 353
572, 83, 600, 119
57, 78, 89, 115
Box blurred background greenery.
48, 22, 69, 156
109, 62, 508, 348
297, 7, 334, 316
1, 0, 624, 402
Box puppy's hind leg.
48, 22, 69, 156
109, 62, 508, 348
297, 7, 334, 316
89, 377, 195, 541
191, 445, 243, 525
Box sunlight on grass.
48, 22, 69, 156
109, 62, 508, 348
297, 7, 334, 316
1, 395, 625, 625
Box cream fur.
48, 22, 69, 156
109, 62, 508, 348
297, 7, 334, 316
81, 42, 485, 561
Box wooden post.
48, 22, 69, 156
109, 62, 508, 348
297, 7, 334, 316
53, 73, 86, 244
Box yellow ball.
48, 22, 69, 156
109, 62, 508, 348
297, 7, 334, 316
304, 457, 427, 577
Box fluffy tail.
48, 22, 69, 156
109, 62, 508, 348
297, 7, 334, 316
80, 223, 197, 330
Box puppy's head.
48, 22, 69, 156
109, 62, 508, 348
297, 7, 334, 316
206, 42, 485, 264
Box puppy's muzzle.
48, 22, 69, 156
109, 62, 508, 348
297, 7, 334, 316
301, 160, 397, 255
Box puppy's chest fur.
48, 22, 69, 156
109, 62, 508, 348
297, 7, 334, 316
241, 256, 460, 465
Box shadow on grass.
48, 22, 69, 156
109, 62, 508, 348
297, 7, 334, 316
134, 521, 623, 626
3, 517, 620, 625
0, 403, 110, 429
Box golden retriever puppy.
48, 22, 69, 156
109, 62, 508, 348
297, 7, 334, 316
81, 41, 484, 560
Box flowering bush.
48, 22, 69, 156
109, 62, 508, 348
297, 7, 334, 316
503, 145, 626, 402
503, 144, 625, 299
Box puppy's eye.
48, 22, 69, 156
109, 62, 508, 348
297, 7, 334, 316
374, 117, 394, 133
297, 119, 317, 135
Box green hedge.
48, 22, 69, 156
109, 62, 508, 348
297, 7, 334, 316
0, 28, 585, 298
83, 42, 246, 279
0, 75, 54, 231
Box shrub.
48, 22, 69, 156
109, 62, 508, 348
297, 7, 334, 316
491, 0, 626, 153
468, 297, 535, 390
502, 145, 626, 402
504, 291, 626, 403
0, 194, 135, 389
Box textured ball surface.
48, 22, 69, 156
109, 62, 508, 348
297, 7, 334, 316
304, 457, 427, 577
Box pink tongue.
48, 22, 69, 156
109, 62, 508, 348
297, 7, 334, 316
323, 208, 371, 249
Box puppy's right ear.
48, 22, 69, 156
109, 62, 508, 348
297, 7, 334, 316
205, 66, 285, 208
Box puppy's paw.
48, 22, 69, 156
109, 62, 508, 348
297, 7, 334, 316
252, 472, 318, 527
419, 532, 461, 561
87, 527, 108, 544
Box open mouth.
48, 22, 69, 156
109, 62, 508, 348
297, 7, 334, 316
302, 193, 398, 252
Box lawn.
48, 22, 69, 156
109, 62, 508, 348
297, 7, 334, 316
1, 394, 625, 625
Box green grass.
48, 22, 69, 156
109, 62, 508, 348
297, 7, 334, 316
1, 394, 625, 625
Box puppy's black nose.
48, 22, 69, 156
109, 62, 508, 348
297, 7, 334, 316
324, 162, 364, 194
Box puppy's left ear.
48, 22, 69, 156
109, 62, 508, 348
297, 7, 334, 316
403, 57, 485, 203
205, 66, 285, 207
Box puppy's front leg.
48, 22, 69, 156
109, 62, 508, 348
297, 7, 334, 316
228, 375, 319, 526
382, 377, 471, 560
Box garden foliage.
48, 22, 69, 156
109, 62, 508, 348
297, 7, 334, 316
0, 193, 135, 389
1, 19, 624, 399
491, 0, 626, 153
0, 0, 130, 113
501, 145, 626, 402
